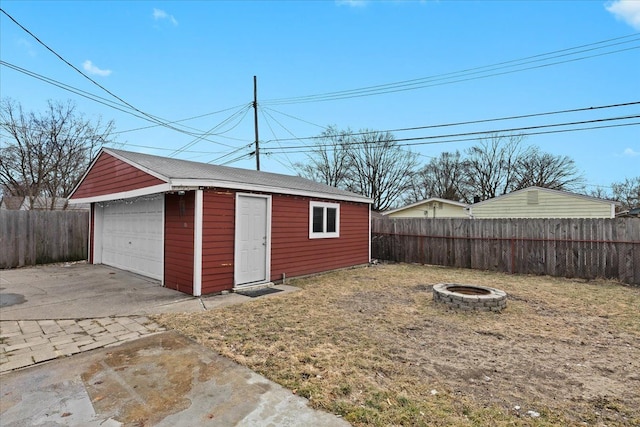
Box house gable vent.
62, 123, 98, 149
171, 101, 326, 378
527, 190, 539, 205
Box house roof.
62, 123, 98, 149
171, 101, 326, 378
0, 196, 25, 210
383, 197, 467, 216
616, 207, 640, 217
71, 148, 372, 204
29, 196, 69, 210
468, 186, 621, 207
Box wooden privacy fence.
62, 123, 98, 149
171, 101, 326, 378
0, 210, 89, 269
372, 218, 640, 286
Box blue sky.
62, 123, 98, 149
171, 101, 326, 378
1, 0, 638, 192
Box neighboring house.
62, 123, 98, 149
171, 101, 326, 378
616, 207, 640, 218
68, 148, 372, 296
370, 211, 386, 220
0, 196, 25, 210
467, 186, 620, 219
0, 195, 89, 211
383, 197, 468, 218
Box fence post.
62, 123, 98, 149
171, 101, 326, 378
370, 217, 638, 286
510, 238, 515, 274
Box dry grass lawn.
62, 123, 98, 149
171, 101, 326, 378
155, 263, 640, 426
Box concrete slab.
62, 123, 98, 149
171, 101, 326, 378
0, 331, 350, 427
0, 263, 299, 320
0, 263, 204, 320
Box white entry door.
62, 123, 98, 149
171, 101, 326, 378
99, 196, 164, 280
235, 194, 270, 286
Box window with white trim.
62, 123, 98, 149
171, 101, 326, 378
309, 201, 340, 239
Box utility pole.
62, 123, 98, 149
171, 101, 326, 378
253, 75, 260, 171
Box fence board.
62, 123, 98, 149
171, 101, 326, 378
372, 217, 640, 286
0, 210, 89, 269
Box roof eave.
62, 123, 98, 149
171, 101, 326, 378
68, 183, 172, 204
170, 179, 372, 204
69, 180, 371, 205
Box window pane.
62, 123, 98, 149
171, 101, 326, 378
326, 208, 337, 233
312, 206, 324, 232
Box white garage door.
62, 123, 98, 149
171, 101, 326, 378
100, 197, 164, 280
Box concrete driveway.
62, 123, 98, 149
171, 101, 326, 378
1, 332, 349, 427
0, 264, 349, 426
0, 263, 248, 320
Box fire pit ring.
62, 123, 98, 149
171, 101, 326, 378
433, 283, 507, 312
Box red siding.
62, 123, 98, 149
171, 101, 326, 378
167, 187, 370, 296
164, 192, 195, 294
201, 189, 235, 294
71, 152, 165, 199
198, 190, 369, 294
270, 195, 370, 280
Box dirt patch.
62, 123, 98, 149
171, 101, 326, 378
155, 263, 640, 426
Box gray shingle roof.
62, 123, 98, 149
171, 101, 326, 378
106, 149, 371, 203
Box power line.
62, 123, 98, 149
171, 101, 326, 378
112, 103, 252, 135
1, 60, 159, 124
0, 8, 225, 138
263, 116, 640, 154
265, 152, 298, 174
259, 108, 296, 170
1, 60, 250, 145
261, 106, 327, 129
206, 143, 254, 165
261, 109, 313, 148
263, 101, 640, 144
101, 140, 230, 155
219, 151, 254, 167
260, 106, 434, 164
394, 121, 640, 149
263, 33, 640, 105
168, 104, 253, 156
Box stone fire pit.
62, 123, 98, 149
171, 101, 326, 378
432, 283, 507, 312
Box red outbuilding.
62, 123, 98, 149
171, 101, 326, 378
69, 148, 372, 296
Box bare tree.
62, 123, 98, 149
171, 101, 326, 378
295, 128, 419, 211
465, 133, 525, 201
345, 130, 419, 211
294, 126, 352, 188
406, 151, 471, 203
513, 147, 583, 191
611, 176, 640, 210
0, 99, 114, 209
588, 186, 612, 200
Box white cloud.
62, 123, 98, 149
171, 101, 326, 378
82, 60, 112, 77
17, 38, 36, 57
605, 0, 640, 29
153, 8, 178, 26
622, 147, 640, 157
336, 0, 368, 7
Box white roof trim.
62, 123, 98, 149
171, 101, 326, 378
69, 179, 371, 205
68, 183, 172, 204
169, 179, 372, 204
469, 186, 621, 208
383, 197, 467, 215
